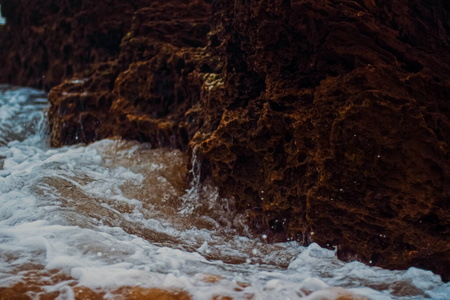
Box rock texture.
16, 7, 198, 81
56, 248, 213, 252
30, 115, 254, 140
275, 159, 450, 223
0, 0, 150, 90
0, 0, 449, 281
47, 0, 215, 147
196, 0, 450, 282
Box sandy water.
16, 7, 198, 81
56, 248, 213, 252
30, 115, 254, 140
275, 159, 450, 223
0, 85, 449, 299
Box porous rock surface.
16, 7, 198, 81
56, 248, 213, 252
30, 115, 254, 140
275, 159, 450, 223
0, 0, 449, 281
199, 0, 450, 282
46, 0, 214, 148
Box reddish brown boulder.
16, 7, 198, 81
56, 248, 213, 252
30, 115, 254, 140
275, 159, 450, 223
46, 0, 215, 147
194, 0, 450, 281
1, 0, 449, 282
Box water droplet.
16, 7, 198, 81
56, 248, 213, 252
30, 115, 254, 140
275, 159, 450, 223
97, 252, 102, 257
252, 249, 258, 255
262, 234, 267, 239
246, 258, 251, 264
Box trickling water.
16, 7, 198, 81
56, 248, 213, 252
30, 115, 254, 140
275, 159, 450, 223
0, 6, 5, 25
0, 86, 449, 299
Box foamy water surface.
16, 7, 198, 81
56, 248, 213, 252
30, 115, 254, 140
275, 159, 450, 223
0, 86, 449, 299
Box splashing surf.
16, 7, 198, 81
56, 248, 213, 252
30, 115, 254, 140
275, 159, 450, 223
0, 86, 449, 299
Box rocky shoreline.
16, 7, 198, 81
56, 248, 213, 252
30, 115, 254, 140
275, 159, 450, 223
1, 0, 449, 281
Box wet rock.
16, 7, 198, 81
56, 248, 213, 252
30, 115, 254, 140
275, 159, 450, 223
46, 0, 216, 147
1, 0, 449, 282
0, 279, 191, 300
193, 0, 450, 281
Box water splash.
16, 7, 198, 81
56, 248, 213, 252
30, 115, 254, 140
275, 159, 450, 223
0, 87, 449, 299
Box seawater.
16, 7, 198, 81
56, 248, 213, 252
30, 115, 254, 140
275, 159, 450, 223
0, 85, 449, 299
0, 5, 5, 25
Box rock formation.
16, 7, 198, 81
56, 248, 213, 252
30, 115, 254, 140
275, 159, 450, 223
0, 0, 449, 281
197, 0, 450, 282
46, 0, 214, 147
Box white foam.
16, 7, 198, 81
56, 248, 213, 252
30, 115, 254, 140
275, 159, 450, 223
72, 266, 151, 289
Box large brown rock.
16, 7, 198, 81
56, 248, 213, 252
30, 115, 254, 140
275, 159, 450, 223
45, 0, 215, 147
1, 0, 449, 281
194, 0, 450, 281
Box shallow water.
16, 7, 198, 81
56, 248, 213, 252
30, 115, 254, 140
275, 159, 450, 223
0, 86, 449, 299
